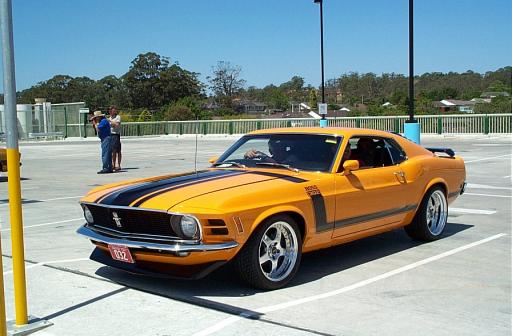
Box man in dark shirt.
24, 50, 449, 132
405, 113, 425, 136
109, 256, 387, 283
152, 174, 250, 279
91, 110, 113, 174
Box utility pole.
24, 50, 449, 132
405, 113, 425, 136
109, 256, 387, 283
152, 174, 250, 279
0, 2, 53, 332
314, 0, 328, 127
0, 0, 28, 327
404, 0, 421, 143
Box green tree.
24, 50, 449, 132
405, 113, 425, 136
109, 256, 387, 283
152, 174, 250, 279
162, 96, 206, 121
123, 52, 203, 110
124, 52, 170, 109
308, 89, 318, 110
137, 109, 152, 121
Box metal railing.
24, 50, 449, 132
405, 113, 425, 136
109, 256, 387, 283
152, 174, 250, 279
58, 113, 512, 138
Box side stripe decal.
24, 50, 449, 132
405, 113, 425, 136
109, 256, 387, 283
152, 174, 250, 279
334, 204, 417, 228
310, 194, 333, 232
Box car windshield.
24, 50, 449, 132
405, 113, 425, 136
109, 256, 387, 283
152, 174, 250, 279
216, 134, 342, 172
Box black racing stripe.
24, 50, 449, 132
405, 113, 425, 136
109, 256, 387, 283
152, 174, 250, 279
131, 171, 246, 207
246, 171, 307, 183
335, 204, 417, 228
94, 171, 209, 203
100, 170, 239, 206
311, 194, 333, 232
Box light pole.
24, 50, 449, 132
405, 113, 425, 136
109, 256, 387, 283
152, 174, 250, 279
404, 0, 421, 143
314, 0, 328, 127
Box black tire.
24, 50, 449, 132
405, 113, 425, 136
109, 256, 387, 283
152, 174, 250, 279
405, 186, 448, 241
235, 214, 302, 290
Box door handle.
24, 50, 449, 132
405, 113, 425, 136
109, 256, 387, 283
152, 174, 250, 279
394, 171, 406, 184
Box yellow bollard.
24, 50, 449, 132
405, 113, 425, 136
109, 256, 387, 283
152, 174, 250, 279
0, 232, 7, 336
6, 149, 27, 325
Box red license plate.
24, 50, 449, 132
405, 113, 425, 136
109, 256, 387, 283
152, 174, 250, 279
108, 244, 134, 263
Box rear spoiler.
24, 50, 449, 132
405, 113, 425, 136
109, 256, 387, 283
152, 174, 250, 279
426, 147, 455, 157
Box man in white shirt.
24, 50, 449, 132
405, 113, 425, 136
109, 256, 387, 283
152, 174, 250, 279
108, 105, 122, 171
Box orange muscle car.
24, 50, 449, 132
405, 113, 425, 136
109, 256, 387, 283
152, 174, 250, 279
77, 127, 466, 289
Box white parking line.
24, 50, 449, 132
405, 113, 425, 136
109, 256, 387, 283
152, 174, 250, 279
464, 193, 511, 198
465, 154, 512, 163
450, 208, 496, 215
0, 218, 83, 232
193, 233, 507, 336
3, 257, 90, 276
467, 183, 512, 190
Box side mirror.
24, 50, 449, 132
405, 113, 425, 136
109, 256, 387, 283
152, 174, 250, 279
208, 156, 219, 164
342, 160, 359, 175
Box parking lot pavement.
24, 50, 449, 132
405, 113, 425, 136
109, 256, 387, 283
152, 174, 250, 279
0, 134, 511, 336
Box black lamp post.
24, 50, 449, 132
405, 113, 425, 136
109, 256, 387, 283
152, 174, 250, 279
408, 0, 414, 122
314, 0, 327, 126
404, 0, 421, 143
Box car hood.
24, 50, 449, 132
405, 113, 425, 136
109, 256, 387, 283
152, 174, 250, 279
86, 169, 309, 211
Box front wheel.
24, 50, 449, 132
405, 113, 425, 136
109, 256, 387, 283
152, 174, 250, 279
235, 215, 302, 290
405, 187, 448, 241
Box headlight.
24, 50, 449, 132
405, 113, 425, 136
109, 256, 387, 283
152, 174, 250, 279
171, 214, 199, 240
180, 216, 199, 239
83, 205, 94, 224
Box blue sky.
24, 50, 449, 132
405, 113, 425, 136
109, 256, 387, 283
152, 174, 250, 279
1, 0, 511, 91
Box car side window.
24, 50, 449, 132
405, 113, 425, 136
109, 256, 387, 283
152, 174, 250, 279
338, 136, 403, 171
384, 138, 407, 164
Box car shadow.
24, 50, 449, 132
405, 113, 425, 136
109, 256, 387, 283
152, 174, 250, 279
0, 176, 30, 183
0, 198, 42, 205
95, 222, 473, 311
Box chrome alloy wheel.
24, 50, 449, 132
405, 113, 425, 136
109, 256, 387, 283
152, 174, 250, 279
258, 221, 298, 282
426, 189, 448, 236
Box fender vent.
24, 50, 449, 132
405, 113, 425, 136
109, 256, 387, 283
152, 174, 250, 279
206, 219, 228, 235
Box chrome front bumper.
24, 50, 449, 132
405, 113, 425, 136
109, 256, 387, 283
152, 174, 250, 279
77, 225, 239, 253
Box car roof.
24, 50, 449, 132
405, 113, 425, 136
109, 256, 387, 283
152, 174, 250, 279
248, 127, 432, 158
249, 127, 397, 138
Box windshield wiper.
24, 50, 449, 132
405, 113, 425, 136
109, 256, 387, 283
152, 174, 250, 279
213, 161, 246, 168
256, 162, 299, 172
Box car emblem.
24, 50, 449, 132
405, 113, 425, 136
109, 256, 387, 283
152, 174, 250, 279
112, 211, 122, 228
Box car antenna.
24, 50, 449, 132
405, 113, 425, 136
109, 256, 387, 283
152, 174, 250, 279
194, 114, 199, 176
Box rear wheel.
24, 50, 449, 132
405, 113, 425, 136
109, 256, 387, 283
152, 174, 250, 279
405, 187, 448, 241
235, 215, 302, 290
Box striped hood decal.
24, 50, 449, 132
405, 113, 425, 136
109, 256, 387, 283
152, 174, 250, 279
98, 170, 242, 206
97, 169, 307, 207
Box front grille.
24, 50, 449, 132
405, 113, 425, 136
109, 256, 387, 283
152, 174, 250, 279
87, 204, 178, 238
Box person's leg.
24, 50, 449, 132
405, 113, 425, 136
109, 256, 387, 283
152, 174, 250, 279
106, 136, 112, 171
117, 136, 122, 170
110, 135, 116, 170
100, 139, 107, 171
112, 151, 118, 170
101, 137, 112, 171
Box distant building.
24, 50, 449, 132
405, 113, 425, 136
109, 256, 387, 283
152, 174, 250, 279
481, 92, 510, 99
434, 99, 476, 113
234, 100, 267, 114
202, 101, 221, 110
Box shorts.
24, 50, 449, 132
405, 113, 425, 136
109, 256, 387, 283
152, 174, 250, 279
110, 134, 121, 153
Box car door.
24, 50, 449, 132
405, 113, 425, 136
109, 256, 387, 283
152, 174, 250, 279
332, 136, 408, 238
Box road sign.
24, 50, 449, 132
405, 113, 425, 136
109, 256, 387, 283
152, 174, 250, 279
318, 103, 327, 115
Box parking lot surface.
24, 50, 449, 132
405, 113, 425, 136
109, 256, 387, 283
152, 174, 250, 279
1, 134, 511, 336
